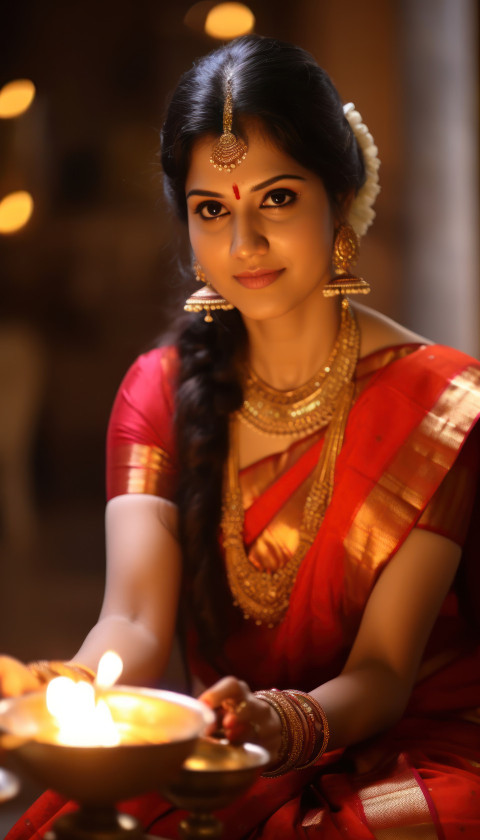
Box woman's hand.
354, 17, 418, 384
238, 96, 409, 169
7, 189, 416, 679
0, 656, 40, 697
199, 676, 283, 763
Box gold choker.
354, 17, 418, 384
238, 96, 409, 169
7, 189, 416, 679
237, 299, 358, 436
222, 300, 360, 626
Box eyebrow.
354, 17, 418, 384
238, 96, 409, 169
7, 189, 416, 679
185, 188, 223, 199
251, 174, 306, 192
186, 174, 306, 200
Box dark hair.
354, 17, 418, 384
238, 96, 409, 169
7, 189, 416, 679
161, 35, 365, 221
161, 35, 366, 658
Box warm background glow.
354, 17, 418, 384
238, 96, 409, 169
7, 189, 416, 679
0, 79, 36, 119
205, 2, 255, 39
0, 191, 34, 234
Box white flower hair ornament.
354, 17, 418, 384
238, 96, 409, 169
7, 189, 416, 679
343, 103, 381, 238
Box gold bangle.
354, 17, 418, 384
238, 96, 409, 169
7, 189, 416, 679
28, 660, 96, 685
287, 690, 330, 769
285, 691, 316, 765
254, 690, 290, 773
255, 690, 305, 777
271, 692, 305, 771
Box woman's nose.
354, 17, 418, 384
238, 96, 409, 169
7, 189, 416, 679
230, 216, 268, 260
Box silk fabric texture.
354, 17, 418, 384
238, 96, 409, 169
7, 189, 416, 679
8, 342, 480, 840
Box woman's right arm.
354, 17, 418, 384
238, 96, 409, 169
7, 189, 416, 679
0, 492, 182, 695
73, 493, 182, 684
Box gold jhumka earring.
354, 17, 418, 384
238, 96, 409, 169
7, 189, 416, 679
184, 260, 235, 323
192, 259, 205, 283
210, 78, 248, 172
323, 223, 371, 297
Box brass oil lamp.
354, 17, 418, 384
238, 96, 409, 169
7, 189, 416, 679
0, 684, 214, 839
0, 658, 269, 840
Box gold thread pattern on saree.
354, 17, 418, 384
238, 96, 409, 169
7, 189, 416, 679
108, 442, 176, 500
357, 754, 438, 839
342, 365, 480, 613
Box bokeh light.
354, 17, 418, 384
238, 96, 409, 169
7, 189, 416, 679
0, 191, 34, 234
205, 3, 255, 40
0, 79, 36, 119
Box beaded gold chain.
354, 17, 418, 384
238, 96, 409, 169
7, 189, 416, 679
238, 299, 359, 436
222, 301, 360, 627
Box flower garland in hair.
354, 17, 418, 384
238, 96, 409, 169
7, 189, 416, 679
343, 102, 381, 238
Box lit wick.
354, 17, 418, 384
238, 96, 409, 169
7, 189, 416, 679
96, 651, 123, 690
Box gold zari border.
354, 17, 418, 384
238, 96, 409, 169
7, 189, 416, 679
108, 442, 176, 501
343, 366, 480, 610
358, 759, 438, 839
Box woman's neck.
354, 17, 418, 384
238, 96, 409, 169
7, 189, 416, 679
243, 296, 342, 390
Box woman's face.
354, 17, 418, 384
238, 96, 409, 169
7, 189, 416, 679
185, 126, 336, 324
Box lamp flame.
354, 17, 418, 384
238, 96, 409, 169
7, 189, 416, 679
96, 650, 123, 689
45, 652, 124, 747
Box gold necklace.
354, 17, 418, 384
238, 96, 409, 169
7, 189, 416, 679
238, 299, 358, 437
222, 301, 360, 627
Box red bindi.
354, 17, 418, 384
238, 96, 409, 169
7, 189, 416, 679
232, 183, 240, 200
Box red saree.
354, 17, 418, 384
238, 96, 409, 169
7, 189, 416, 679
7, 342, 480, 839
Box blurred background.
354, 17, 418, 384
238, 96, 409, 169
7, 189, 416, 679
0, 0, 478, 823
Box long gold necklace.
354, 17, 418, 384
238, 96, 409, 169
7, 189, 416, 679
222, 300, 360, 627
238, 299, 358, 437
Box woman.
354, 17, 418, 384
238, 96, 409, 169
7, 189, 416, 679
2, 35, 480, 839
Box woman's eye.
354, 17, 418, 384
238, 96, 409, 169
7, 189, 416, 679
261, 189, 297, 208
195, 200, 228, 220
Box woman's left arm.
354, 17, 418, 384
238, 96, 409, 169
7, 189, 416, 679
201, 528, 461, 757
311, 527, 461, 750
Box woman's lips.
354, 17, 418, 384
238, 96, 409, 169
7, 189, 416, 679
233, 269, 284, 289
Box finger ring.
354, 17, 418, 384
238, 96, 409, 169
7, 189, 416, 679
234, 700, 248, 714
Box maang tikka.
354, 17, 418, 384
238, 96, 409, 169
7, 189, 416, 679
210, 77, 248, 172
323, 223, 371, 297
184, 259, 235, 323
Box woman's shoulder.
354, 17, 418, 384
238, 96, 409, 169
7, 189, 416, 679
133, 344, 179, 373
108, 345, 179, 458
352, 301, 431, 358
121, 344, 179, 393
112, 344, 179, 421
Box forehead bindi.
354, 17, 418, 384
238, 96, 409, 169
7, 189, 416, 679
232, 184, 240, 200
